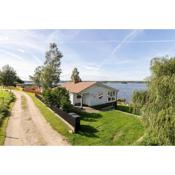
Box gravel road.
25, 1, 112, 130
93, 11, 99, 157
5, 91, 69, 146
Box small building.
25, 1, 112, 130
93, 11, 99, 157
61, 81, 118, 108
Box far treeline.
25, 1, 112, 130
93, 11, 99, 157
132, 56, 175, 145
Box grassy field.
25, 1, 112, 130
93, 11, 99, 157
28, 92, 144, 145
69, 110, 144, 145
0, 90, 15, 145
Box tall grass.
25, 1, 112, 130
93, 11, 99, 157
0, 90, 15, 145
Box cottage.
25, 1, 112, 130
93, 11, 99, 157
61, 81, 118, 108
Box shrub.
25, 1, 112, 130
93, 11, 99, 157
42, 89, 55, 107
42, 87, 71, 111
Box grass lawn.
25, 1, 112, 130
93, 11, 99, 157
28, 92, 144, 145
69, 110, 144, 145
0, 90, 15, 145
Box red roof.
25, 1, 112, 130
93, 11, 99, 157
61, 81, 97, 93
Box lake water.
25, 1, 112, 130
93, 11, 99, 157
105, 82, 147, 102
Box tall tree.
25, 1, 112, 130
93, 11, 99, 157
141, 56, 175, 145
71, 67, 82, 83
43, 43, 62, 88
30, 43, 62, 89
0, 65, 22, 86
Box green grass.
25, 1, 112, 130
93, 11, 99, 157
28, 93, 145, 145
69, 110, 144, 145
0, 116, 9, 145
28, 93, 71, 138
0, 90, 15, 145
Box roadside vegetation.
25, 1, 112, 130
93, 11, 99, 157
43, 87, 71, 112
0, 90, 15, 145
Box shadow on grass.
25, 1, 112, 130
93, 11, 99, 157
75, 112, 102, 138
77, 124, 99, 138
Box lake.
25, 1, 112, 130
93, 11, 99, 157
105, 82, 147, 102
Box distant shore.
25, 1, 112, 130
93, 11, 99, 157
23, 80, 148, 84
59, 80, 147, 84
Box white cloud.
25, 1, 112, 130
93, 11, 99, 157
17, 48, 25, 53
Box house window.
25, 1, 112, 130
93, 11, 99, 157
108, 91, 116, 102
77, 94, 81, 99
108, 97, 112, 102
108, 91, 115, 96
98, 92, 103, 99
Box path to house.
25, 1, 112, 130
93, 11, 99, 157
5, 90, 69, 146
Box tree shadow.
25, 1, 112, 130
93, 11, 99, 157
77, 125, 99, 138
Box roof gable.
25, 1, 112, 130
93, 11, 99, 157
61, 81, 118, 93
61, 81, 97, 93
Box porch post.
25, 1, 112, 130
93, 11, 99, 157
80, 94, 83, 108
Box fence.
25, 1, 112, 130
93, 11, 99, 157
35, 94, 80, 132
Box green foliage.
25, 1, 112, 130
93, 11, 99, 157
30, 43, 62, 89
0, 90, 15, 145
71, 67, 82, 83
43, 87, 71, 111
131, 90, 149, 115
138, 56, 175, 145
0, 65, 22, 86
117, 104, 133, 113
42, 88, 55, 107
29, 66, 43, 87
0, 90, 15, 120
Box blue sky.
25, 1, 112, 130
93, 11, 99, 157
0, 29, 175, 81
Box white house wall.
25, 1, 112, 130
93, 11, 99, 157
82, 84, 117, 106
69, 92, 81, 105
69, 93, 74, 105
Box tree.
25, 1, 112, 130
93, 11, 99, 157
43, 43, 62, 88
71, 67, 82, 83
131, 90, 149, 115
30, 43, 62, 89
142, 56, 175, 145
0, 65, 21, 86
43, 87, 71, 111
29, 66, 43, 87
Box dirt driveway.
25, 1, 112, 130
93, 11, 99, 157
5, 91, 69, 146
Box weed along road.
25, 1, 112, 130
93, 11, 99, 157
5, 90, 69, 146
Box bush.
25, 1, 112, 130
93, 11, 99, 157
42, 89, 55, 107
42, 87, 71, 112
0, 90, 15, 120
117, 104, 140, 115
0, 105, 9, 117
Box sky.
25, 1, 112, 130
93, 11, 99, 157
0, 29, 175, 81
